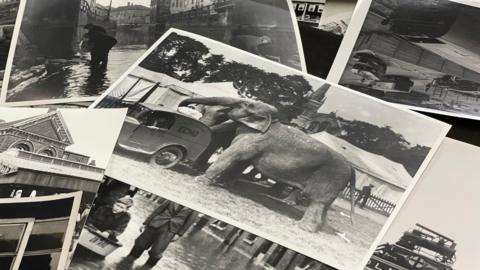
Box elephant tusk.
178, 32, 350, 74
335, 232, 351, 243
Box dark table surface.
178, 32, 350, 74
421, 112, 480, 147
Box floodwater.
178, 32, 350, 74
69, 195, 263, 270
6, 45, 147, 102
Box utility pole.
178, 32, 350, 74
107, 0, 113, 21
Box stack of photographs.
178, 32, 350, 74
330, 0, 480, 120
0, 0, 304, 106
292, 0, 357, 78
0, 108, 126, 270
89, 29, 449, 269
0, 1, 478, 270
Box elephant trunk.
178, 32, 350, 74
181, 97, 244, 107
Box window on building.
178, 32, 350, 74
0, 219, 34, 270
10, 142, 32, 152
39, 148, 55, 157
24, 218, 69, 253
308, 4, 317, 12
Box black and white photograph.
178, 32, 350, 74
0, 0, 19, 80
0, 107, 127, 267
364, 138, 480, 270
292, 0, 357, 78
69, 177, 336, 270
2, 0, 303, 106
0, 191, 82, 270
334, 0, 480, 120
92, 29, 449, 269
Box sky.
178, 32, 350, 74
0, 108, 126, 169
162, 30, 448, 147
96, 0, 151, 8
381, 139, 480, 270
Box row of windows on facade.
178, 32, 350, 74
11, 142, 56, 157
171, 0, 210, 8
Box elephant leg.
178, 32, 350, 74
299, 201, 323, 232
299, 162, 350, 233
319, 199, 336, 234
204, 136, 259, 183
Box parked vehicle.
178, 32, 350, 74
366, 224, 455, 270
350, 50, 387, 81
117, 103, 211, 168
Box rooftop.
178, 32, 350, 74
311, 132, 412, 189
0, 150, 104, 181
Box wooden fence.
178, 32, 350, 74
340, 186, 396, 216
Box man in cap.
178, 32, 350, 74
88, 196, 133, 240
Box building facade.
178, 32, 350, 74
110, 3, 151, 25
0, 111, 104, 205
0, 0, 18, 25
0, 111, 75, 159
170, 0, 215, 14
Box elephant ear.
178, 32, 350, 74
236, 113, 272, 133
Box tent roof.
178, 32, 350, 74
129, 67, 240, 99
311, 132, 412, 189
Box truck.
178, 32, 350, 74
366, 224, 456, 270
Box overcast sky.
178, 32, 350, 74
97, 0, 150, 8
382, 139, 480, 270
0, 108, 126, 169
162, 30, 448, 148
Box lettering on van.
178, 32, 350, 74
177, 126, 199, 137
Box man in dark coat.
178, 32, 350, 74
122, 200, 197, 268
83, 23, 117, 70
355, 184, 374, 209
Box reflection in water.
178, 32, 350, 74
7, 46, 146, 102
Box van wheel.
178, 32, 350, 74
149, 146, 185, 168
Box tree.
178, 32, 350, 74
305, 113, 430, 176
139, 32, 211, 81
139, 33, 312, 120
204, 62, 311, 120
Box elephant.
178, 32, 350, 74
180, 97, 356, 233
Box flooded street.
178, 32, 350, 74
69, 195, 263, 270
7, 45, 147, 102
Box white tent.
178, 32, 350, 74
311, 132, 413, 202
119, 66, 240, 103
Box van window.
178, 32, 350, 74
138, 111, 175, 130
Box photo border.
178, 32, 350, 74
0, 0, 26, 103
326, 0, 480, 121
0, 0, 306, 107
93, 28, 450, 269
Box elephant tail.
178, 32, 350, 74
349, 167, 356, 224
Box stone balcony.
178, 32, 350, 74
0, 149, 105, 181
